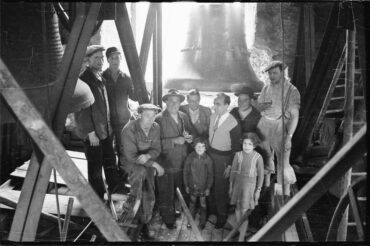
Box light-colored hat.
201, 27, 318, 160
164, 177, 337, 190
85, 45, 105, 57
162, 89, 185, 102
137, 103, 161, 114
264, 60, 285, 73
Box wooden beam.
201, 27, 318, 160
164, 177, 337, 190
292, 3, 346, 161
0, 195, 85, 232
153, 11, 158, 105
0, 59, 129, 241
248, 125, 366, 242
176, 188, 204, 241
326, 176, 366, 241
8, 3, 102, 241
335, 27, 356, 241
352, 2, 368, 102
139, 3, 156, 77
303, 4, 315, 85
223, 210, 251, 241
348, 186, 364, 240
156, 3, 162, 107
115, 3, 150, 104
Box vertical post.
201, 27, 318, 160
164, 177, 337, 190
152, 9, 158, 105
157, 3, 162, 108
303, 4, 314, 86
336, 27, 355, 241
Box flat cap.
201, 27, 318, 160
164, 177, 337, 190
106, 46, 121, 58
187, 88, 200, 96
162, 88, 185, 102
137, 103, 161, 114
85, 45, 105, 57
264, 60, 285, 73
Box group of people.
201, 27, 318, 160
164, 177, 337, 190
74, 44, 301, 241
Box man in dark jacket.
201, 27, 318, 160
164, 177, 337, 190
155, 89, 194, 229
102, 47, 137, 172
75, 45, 120, 199
180, 88, 212, 140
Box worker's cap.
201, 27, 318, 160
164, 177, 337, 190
187, 88, 200, 96
137, 103, 161, 114
106, 46, 121, 58
162, 89, 185, 102
264, 60, 285, 73
233, 84, 256, 99
85, 45, 105, 58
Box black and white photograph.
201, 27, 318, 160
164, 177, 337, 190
0, 1, 368, 243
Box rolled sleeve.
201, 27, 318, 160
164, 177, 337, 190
289, 87, 301, 110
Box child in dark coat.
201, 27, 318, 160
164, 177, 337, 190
183, 138, 214, 229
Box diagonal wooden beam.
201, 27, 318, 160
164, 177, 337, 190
248, 126, 366, 242
292, 3, 346, 161
0, 58, 130, 241
115, 3, 150, 104
8, 3, 102, 241
139, 3, 157, 76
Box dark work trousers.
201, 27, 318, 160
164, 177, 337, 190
113, 125, 126, 180
84, 135, 120, 199
208, 151, 232, 225
156, 170, 185, 225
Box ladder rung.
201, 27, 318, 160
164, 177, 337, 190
357, 197, 367, 202
326, 109, 344, 114
348, 222, 366, 226
354, 96, 364, 100
330, 97, 345, 101
336, 84, 345, 88
351, 172, 366, 176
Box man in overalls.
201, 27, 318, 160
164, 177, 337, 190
256, 61, 301, 197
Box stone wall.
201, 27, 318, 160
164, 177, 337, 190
253, 3, 333, 81
254, 3, 300, 79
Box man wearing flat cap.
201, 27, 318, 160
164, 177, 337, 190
255, 61, 301, 196
102, 47, 137, 182
180, 88, 212, 141
120, 104, 163, 240
155, 89, 195, 229
75, 45, 120, 199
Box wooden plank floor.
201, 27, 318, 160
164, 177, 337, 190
10, 150, 88, 185
147, 211, 236, 242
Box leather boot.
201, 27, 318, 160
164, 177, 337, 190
140, 223, 155, 241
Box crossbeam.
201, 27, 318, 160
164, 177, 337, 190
249, 125, 366, 241
115, 3, 150, 104
0, 59, 129, 241
7, 3, 103, 241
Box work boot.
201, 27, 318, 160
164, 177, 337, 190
140, 223, 155, 241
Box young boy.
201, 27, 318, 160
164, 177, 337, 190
183, 138, 214, 229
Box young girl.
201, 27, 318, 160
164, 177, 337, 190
183, 138, 214, 229
229, 132, 264, 241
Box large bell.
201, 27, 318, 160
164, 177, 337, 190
165, 3, 264, 92
69, 79, 95, 113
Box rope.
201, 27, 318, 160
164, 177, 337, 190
280, 3, 286, 199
